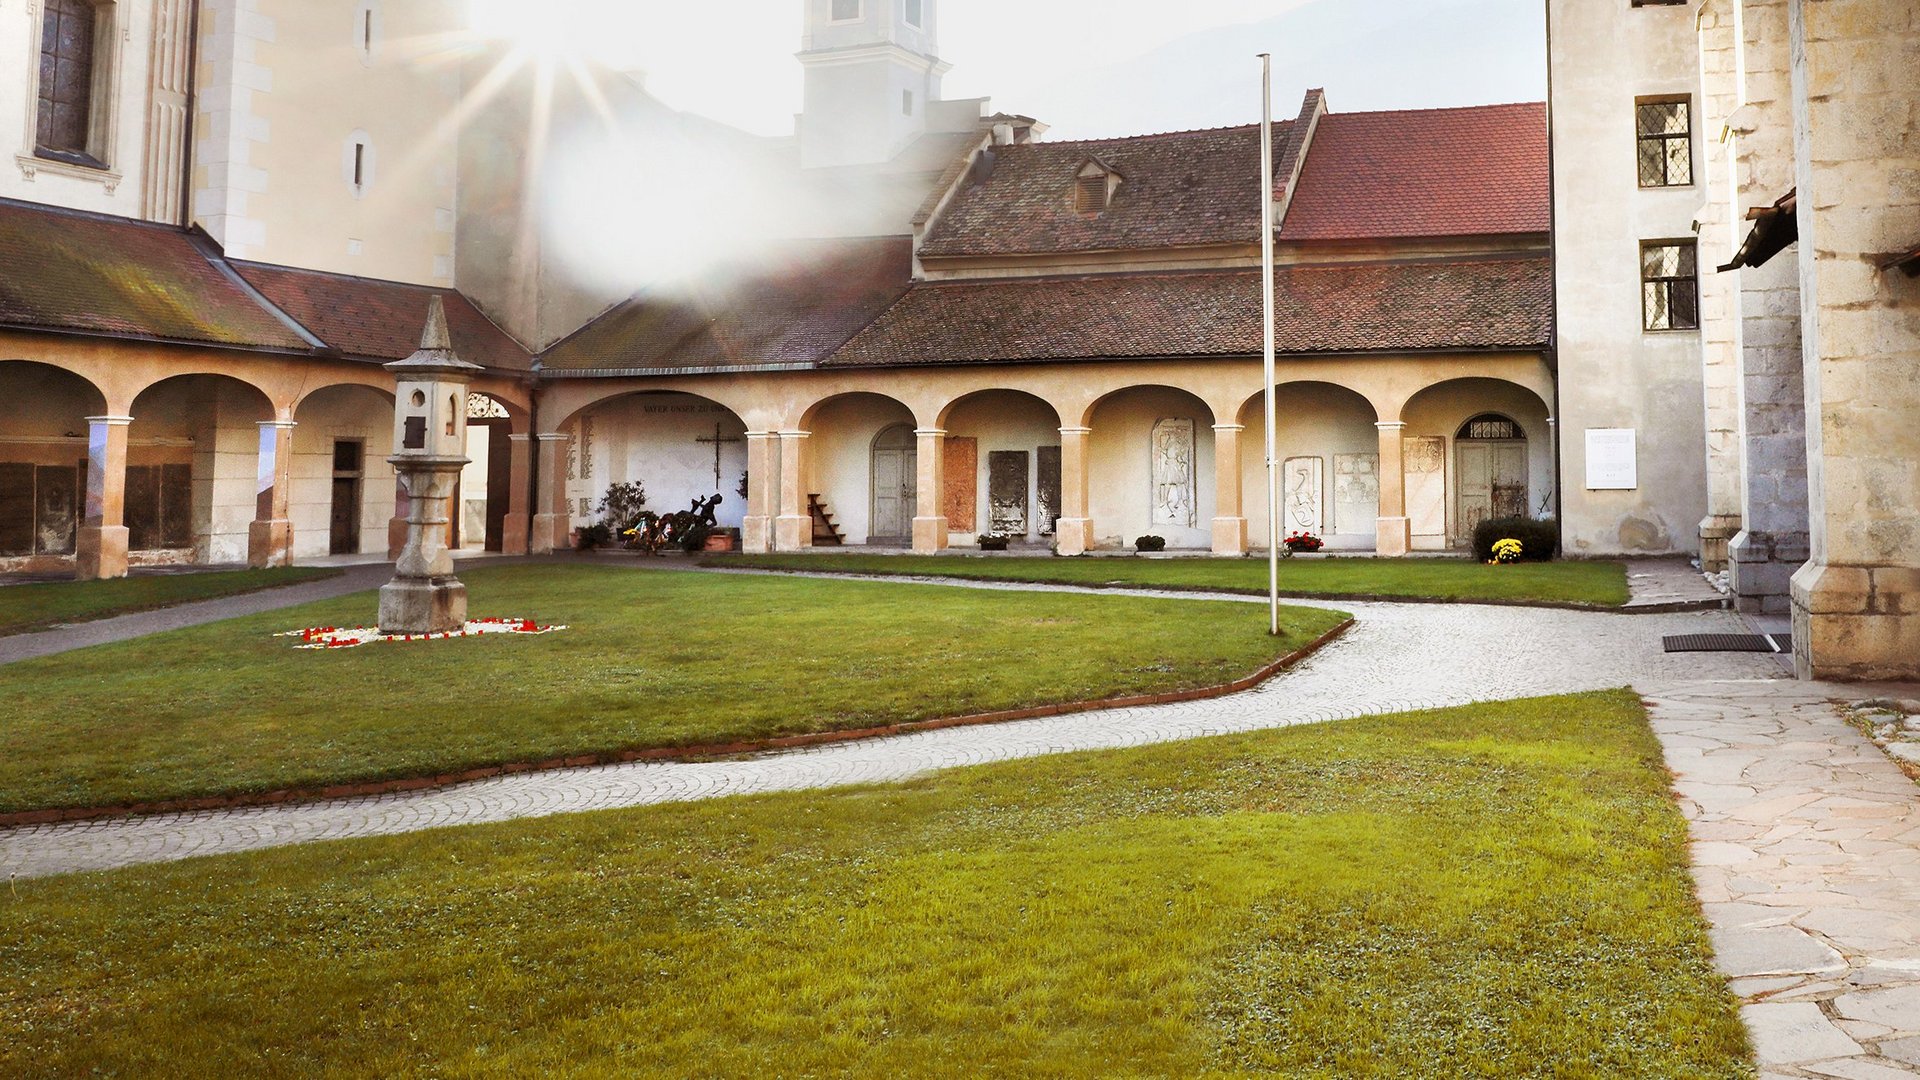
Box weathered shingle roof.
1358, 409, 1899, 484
824, 256, 1551, 367
918, 123, 1291, 258
231, 262, 532, 371
0, 199, 312, 350
1279, 103, 1548, 241
540, 236, 914, 372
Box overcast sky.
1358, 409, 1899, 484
585, 0, 1546, 141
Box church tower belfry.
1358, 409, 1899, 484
797, 0, 952, 168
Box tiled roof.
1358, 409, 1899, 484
824, 256, 1551, 367
918, 123, 1291, 258
1279, 103, 1548, 241
231, 262, 533, 371
541, 236, 914, 372
0, 199, 312, 350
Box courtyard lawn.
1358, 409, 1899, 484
0, 690, 1750, 1078
704, 552, 1633, 607
0, 566, 340, 636
0, 564, 1343, 814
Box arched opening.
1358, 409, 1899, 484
128, 373, 276, 565
0, 360, 106, 572
1088, 385, 1216, 551
293, 384, 398, 560
556, 390, 749, 542
938, 389, 1063, 543
1402, 379, 1552, 550
457, 392, 521, 552
1237, 381, 1381, 550
801, 392, 916, 546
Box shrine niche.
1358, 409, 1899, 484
1150, 418, 1195, 527
943, 436, 978, 532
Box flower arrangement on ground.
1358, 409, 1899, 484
1490, 538, 1524, 564
1282, 531, 1324, 555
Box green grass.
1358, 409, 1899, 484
0, 690, 1750, 1078
0, 566, 340, 636
0, 564, 1343, 814
704, 553, 1633, 607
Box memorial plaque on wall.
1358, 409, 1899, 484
159, 463, 193, 548
943, 437, 977, 532
1584, 428, 1637, 490
1332, 453, 1379, 535
987, 450, 1028, 535
125, 465, 161, 552
1036, 445, 1061, 536
0, 462, 33, 556
1282, 456, 1324, 533
34, 464, 78, 555
1404, 436, 1447, 539
1150, 418, 1196, 527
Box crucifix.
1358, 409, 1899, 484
694, 423, 743, 491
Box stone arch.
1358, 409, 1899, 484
1086, 385, 1217, 551
936, 388, 1065, 542
124, 373, 280, 563
0, 360, 111, 569
1236, 380, 1382, 549
1400, 377, 1555, 549
555, 388, 751, 537
800, 391, 917, 546
291, 383, 400, 561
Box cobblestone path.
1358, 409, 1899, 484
0, 596, 1782, 879
1645, 679, 1920, 1078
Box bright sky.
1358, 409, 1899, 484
527, 0, 1547, 142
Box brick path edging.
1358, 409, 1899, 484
0, 617, 1355, 829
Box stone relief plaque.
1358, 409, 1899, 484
0, 463, 33, 556
1036, 445, 1061, 536
1404, 435, 1447, 538
1332, 453, 1379, 534
943, 437, 978, 532
1283, 456, 1324, 533
988, 450, 1029, 535
1150, 418, 1195, 527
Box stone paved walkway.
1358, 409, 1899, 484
1645, 680, 1920, 1079
1623, 555, 1731, 609
0, 598, 1782, 879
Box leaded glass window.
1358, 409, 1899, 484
1636, 100, 1692, 187
1642, 241, 1699, 332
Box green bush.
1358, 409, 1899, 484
1472, 517, 1560, 562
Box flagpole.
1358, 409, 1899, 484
1259, 53, 1279, 636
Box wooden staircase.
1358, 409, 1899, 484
808, 494, 844, 545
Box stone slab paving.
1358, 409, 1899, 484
1643, 679, 1920, 1078
0, 599, 1782, 879
1623, 555, 1731, 609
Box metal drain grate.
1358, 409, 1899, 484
1662, 633, 1789, 654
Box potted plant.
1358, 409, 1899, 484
977, 530, 1011, 551
1134, 535, 1166, 553
1490, 538, 1523, 564
1282, 531, 1324, 556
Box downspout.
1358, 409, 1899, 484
178, 0, 203, 228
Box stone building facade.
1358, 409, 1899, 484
1549, 0, 1919, 680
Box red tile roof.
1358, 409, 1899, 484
825, 256, 1551, 367
231, 262, 532, 371
540, 237, 914, 372
918, 124, 1291, 258
0, 199, 313, 350
1279, 103, 1548, 241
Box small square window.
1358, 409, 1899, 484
1641, 241, 1699, 331
902, 89, 914, 116
1636, 99, 1692, 187
904, 0, 923, 26
830, 0, 861, 20
333, 440, 364, 474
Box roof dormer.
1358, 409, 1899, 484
1074, 157, 1122, 213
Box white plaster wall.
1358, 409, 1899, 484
572, 393, 749, 532
1400, 379, 1554, 550
944, 392, 1061, 543
1549, 0, 1710, 556
176, 379, 269, 563
0, 0, 161, 217
1237, 384, 1380, 550
290, 385, 395, 560
808, 394, 914, 545
1088, 387, 1216, 551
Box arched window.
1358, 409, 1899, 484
1456, 413, 1521, 441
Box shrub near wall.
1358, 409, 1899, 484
1472, 517, 1560, 562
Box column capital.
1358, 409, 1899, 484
85, 415, 135, 426
1212, 423, 1246, 433
1058, 425, 1092, 436
745, 430, 778, 440
777, 429, 811, 440
1375, 421, 1407, 431
1545, 416, 1557, 427
534, 432, 571, 442
256, 419, 298, 431
913, 427, 947, 438
507, 433, 533, 443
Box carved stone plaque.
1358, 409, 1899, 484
1405, 435, 1447, 539
943, 437, 977, 532
1332, 453, 1379, 534
988, 450, 1028, 535
1150, 418, 1195, 527
1283, 456, 1323, 533
1036, 445, 1060, 536
34, 464, 78, 555
0, 463, 32, 556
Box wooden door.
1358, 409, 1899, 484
330, 479, 361, 554
482, 419, 511, 552
1455, 440, 1527, 544
869, 425, 916, 541
1491, 444, 1528, 520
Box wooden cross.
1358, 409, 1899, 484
694, 423, 743, 491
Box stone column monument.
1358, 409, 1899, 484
379, 297, 483, 635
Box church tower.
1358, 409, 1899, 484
797, 0, 950, 168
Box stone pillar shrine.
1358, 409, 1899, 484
379, 297, 482, 635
